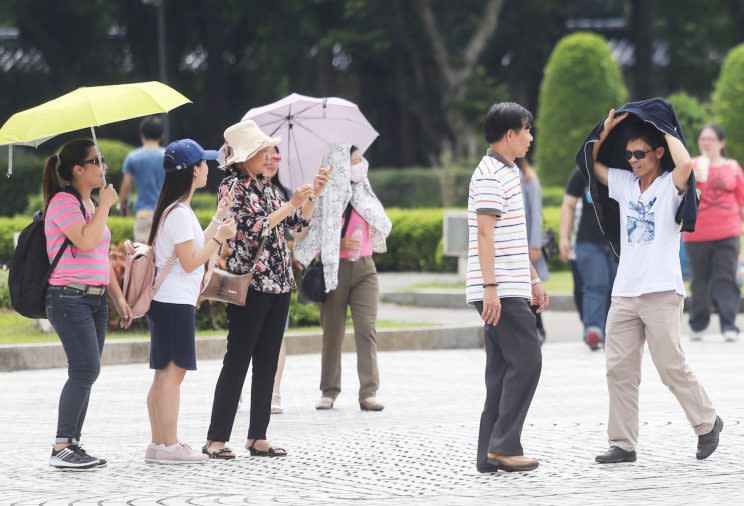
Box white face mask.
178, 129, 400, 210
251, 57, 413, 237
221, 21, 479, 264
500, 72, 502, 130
350, 157, 369, 183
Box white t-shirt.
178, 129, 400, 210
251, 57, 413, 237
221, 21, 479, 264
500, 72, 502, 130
608, 169, 686, 297
153, 204, 205, 306
466, 155, 531, 303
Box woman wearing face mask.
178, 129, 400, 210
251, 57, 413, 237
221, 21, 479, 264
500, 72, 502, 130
144, 139, 236, 464
682, 124, 744, 343
295, 145, 392, 412
203, 120, 329, 459
43, 140, 133, 470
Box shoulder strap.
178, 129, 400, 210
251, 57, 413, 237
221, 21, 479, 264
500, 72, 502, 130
340, 204, 353, 238
149, 202, 183, 291
47, 189, 87, 277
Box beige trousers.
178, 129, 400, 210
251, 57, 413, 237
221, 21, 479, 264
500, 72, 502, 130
605, 290, 717, 451
134, 210, 154, 243
319, 257, 379, 401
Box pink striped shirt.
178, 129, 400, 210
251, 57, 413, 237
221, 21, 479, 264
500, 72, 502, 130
45, 192, 111, 286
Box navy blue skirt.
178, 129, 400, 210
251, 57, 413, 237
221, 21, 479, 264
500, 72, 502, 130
147, 300, 197, 370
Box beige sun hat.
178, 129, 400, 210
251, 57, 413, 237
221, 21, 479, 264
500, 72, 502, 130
217, 119, 281, 169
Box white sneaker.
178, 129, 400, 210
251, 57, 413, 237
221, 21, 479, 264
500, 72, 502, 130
152, 442, 208, 464
690, 330, 703, 341
723, 330, 739, 342
144, 443, 163, 463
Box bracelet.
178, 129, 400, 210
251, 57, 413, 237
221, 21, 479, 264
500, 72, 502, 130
482, 283, 498, 288
530, 277, 542, 285
211, 215, 223, 225
212, 237, 223, 248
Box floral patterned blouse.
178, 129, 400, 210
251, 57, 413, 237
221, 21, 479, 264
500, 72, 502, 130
218, 169, 309, 293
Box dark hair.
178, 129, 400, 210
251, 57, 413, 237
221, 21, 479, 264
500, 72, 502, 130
140, 115, 164, 141
273, 145, 280, 154
350, 145, 359, 154
268, 148, 290, 200
484, 102, 533, 143
625, 122, 665, 150
147, 166, 194, 245
42, 139, 95, 210
699, 123, 726, 141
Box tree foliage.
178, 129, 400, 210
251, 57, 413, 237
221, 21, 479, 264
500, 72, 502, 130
713, 43, 744, 161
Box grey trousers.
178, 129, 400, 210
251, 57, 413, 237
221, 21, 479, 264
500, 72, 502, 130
473, 298, 542, 467
686, 237, 741, 334
319, 257, 380, 401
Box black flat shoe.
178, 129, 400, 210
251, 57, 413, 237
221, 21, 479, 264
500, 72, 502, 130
595, 446, 636, 464
246, 440, 287, 457
202, 444, 235, 460
476, 462, 499, 473
697, 416, 723, 460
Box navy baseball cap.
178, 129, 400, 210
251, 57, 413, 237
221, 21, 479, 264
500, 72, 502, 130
163, 139, 219, 173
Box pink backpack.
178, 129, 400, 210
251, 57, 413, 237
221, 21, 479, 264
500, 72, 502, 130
122, 203, 179, 318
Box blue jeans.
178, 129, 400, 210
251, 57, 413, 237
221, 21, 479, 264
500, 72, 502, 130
45, 285, 108, 443
575, 242, 617, 340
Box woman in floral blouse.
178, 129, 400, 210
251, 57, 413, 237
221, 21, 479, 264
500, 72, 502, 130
204, 120, 330, 459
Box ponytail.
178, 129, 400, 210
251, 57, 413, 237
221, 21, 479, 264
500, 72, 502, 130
42, 139, 95, 210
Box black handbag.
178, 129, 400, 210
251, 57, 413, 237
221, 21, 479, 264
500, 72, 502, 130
300, 204, 353, 303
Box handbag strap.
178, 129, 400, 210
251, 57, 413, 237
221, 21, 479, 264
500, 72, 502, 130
340, 204, 353, 238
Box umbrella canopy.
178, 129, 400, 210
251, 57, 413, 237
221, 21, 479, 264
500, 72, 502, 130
242, 93, 378, 191
0, 81, 191, 176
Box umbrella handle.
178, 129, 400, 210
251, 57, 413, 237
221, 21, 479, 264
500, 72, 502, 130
90, 126, 107, 187
7, 145, 12, 178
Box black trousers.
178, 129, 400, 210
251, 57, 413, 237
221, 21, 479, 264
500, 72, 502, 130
473, 298, 542, 467
207, 290, 291, 442
686, 237, 741, 334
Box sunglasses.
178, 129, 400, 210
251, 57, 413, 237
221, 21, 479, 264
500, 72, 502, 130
624, 149, 654, 161
81, 156, 106, 166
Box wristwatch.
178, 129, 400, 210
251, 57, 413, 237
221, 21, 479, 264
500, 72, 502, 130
530, 277, 542, 285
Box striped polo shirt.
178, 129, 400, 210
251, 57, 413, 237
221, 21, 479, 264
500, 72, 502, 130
45, 192, 111, 286
466, 154, 531, 303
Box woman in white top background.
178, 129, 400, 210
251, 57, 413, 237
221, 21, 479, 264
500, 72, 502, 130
144, 139, 236, 464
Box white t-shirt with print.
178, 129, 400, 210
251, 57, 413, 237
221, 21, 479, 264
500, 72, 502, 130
608, 169, 686, 297
466, 155, 531, 303
153, 204, 205, 306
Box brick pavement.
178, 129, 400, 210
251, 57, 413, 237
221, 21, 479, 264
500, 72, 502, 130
1, 339, 742, 505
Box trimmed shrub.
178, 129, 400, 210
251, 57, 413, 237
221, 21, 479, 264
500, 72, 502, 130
0, 153, 44, 216
0, 268, 10, 309
97, 138, 136, 190
713, 44, 744, 161
536, 32, 628, 186
667, 92, 709, 155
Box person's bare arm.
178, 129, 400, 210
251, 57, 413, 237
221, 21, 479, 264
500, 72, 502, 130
477, 213, 501, 325
592, 109, 629, 186
118, 173, 133, 215
559, 194, 578, 262
174, 218, 236, 273
62, 185, 118, 251
667, 133, 694, 193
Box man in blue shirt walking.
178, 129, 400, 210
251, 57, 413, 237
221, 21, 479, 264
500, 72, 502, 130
119, 116, 166, 242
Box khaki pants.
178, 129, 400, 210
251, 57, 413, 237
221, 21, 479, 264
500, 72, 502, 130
319, 257, 379, 401
134, 210, 154, 243
605, 290, 717, 451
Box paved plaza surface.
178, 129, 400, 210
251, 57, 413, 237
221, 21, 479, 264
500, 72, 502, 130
2, 330, 742, 506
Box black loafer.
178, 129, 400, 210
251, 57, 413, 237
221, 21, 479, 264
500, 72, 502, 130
697, 416, 723, 460
595, 446, 637, 464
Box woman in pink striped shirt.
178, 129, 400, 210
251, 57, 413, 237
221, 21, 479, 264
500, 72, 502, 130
43, 139, 133, 471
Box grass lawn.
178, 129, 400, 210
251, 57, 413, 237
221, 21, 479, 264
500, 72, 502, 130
402, 269, 575, 294
0, 310, 431, 345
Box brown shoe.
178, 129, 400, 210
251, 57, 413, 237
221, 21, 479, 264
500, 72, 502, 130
486, 453, 539, 472
359, 397, 385, 411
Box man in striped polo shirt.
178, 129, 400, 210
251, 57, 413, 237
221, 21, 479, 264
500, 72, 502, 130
467, 102, 549, 473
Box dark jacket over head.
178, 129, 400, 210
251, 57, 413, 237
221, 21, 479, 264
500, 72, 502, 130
575, 97, 698, 256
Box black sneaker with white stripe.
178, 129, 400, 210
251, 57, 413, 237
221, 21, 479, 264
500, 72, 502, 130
49, 444, 107, 470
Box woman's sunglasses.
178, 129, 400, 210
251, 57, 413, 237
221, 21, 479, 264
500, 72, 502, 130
81, 156, 106, 166
624, 149, 654, 161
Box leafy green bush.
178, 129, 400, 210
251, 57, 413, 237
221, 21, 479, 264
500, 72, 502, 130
0, 153, 44, 216
97, 138, 136, 190
667, 92, 709, 155
0, 269, 10, 309
369, 167, 474, 208
535, 32, 628, 186
713, 44, 744, 161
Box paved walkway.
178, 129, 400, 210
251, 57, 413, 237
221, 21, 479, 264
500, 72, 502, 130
2, 336, 742, 504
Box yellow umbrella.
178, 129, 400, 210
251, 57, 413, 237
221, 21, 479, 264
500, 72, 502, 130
0, 81, 191, 177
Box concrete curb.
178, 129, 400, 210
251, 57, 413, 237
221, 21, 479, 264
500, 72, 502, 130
0, 325, 485, 372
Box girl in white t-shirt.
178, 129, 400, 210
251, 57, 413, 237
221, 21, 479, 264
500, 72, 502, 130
144, 139, 236, 464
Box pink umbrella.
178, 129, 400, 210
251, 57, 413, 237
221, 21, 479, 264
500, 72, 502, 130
242, 93, 378, 191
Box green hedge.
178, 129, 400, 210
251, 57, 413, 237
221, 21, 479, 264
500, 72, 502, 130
667, 92, 709, 155
536, 32, 628, 186
0, 153, 44, 216
713, 43, 744, 161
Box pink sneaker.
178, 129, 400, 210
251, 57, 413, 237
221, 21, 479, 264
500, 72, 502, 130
145, 443, 162, 463
153, 443, 208, 464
